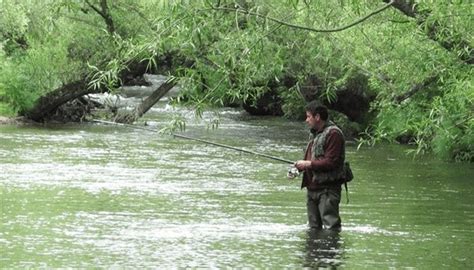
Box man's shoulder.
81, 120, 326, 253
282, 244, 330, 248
327, 125, 343, 134
326, 125, 344, 140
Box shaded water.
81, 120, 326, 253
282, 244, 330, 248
1, 104, 473, 268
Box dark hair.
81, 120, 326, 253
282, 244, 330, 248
305, 101, 328, 121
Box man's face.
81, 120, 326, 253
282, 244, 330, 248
305, 111, 320, 130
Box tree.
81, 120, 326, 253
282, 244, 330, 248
1, 0, 472, 161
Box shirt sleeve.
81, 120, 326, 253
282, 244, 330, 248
309, 129, 344, 171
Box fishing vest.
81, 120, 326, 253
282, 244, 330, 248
309, 122, 346, 185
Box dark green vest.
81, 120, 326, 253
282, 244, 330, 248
309, 122, 346, 185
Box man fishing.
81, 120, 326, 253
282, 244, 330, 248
293, 101, 346, 230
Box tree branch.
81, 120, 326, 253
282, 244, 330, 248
212, 0, 395, 33
393, 74, 438, 104
84, 0, 115, 34
384, 0, 473, 64
84, 0, 105, 18
99, 0, 115, 34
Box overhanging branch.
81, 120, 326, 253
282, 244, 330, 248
212, 0, 395, 33
393, 74, 439, 104
384, 0, 473, 64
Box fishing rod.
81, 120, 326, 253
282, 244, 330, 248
91, 119, 295, 165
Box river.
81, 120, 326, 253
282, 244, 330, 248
1, 101, 473, 268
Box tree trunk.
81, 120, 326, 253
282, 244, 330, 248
20, 80, 102, 122
20, 50, 190, 122
385, 0, 473, 64
115, 77, 178, 124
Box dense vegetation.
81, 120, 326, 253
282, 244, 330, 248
0, 0, 472, 161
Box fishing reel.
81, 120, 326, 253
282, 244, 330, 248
287, 166, 300, 179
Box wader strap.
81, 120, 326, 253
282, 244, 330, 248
344, 182, 349, 204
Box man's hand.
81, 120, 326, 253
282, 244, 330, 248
295, 160, 311, 171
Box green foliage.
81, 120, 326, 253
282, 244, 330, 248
0, 102, 15, 116
280, 85, 305, 119
0, 1, 30, 54
0, 31, 83, 113
0, 1, 29, 36
0, 46, 34, 113
429, 74, 473, 162
0, 63, 38, 113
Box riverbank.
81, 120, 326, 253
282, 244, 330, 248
0, 116, 16, 124
0, 116, 34, 125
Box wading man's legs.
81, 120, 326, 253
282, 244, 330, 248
307, 189, 341, 230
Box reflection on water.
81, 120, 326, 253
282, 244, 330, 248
1, 103, 474, 268
303, 229, 343, 269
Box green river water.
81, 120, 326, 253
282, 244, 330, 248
1, 104, 473, 269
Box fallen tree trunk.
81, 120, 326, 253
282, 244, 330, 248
19, 50, 193, 122
20, 80, 100, 122
114, 77, 178, 124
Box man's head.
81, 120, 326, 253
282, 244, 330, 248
304, 101, 328, 131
